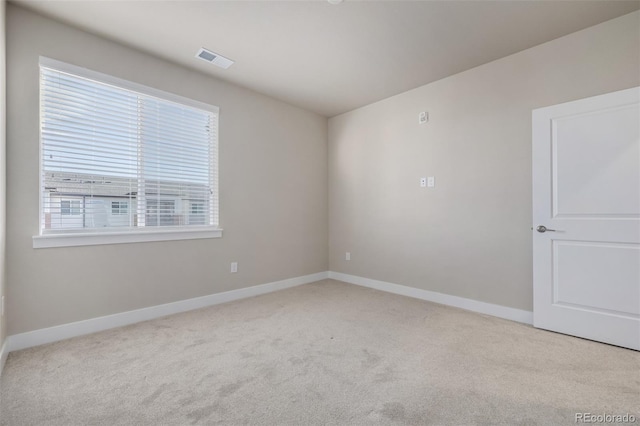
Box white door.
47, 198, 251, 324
532, 87, 640, 350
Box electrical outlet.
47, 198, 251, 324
230, 262, 238, 273
427, 176, 435, 188
346, 252, 351, 261
420, 177, 427, 187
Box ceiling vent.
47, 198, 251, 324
195, 48, 234, 69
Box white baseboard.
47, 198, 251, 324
6, 271, 329, 353
329, 271, 533, 324
0, 338, 8, 377
4, 270, 531, 357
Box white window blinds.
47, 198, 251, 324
39, 58, 219, 234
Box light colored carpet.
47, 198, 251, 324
1, 279, 638, 425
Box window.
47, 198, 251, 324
35, 58, 221, 248
111, 201, 128, 215
146, 199, 176, 227
189, 202, 206, 225
60, 199, 81, 216
60, 201, 70, 216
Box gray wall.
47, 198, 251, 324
328, 11, 640, 312
6, 5, 328, 335
0, 0, 6, 347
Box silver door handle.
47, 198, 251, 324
536, 225, 556, 233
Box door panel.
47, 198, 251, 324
533, 87, 640, 350
554, 241, 639, 316
554, 104, 640, 217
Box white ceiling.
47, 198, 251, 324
13, 0, 640, 117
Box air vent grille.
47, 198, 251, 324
198, 50, 217, 62
196, 48, 234, 69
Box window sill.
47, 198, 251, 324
33, 227, 223, 249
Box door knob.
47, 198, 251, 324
536, 225, 556, 233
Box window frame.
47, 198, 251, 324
33, 57, 222, 249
